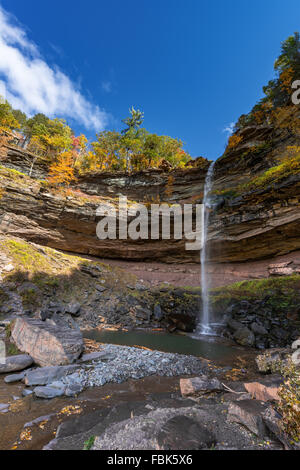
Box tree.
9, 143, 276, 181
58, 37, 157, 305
275, 32, 300, 76
0, 96, 20, 130
121, 107, 144, 172
27, 116, 72, 159
12, 109, 27, 130
234, 32, 300, 131
122, 107, 144, 135
90, 130, 123, 170
143, 133, 162, 167
47, 151, 76, 186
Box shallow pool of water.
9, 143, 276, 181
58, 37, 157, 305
83, 329, 242, 362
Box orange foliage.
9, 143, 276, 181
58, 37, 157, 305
271, 106, 300, 135
280, 67, 295, 93
0, 128, 9, 159
164, 175, 175, 199
47, 151, 76, 186
227, 134, 243, 150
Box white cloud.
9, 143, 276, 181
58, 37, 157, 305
223, 122, 235, 136
101, 81, 112, 93
0, 6, 109, 131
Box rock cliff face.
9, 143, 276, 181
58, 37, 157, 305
0, 122, 299, 265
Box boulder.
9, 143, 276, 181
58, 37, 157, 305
180, 376, 223, 398
4, 371, 26, 383
65, 303, 81, 317
262, 406, 293, 450
79, 351, 115, 363
255, 348, 292, 374
24, 365, 79, 386
156, 415, 216, 450
153, 304, 163, 321
34, 384, 65, 399
11, 318, 84, 367
65, 383, 84, 397
233, 327, 255, 347
227, 399, 268, 437
251, 322, 268, 336
227, 318, 244, 332
0, 354, 33, 374
244, 375, 283, 402
95, 286, 107, 293
268, 262, 294, 276
0, 403, 9, 413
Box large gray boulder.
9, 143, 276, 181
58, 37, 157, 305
227, 399, 268, 438
156, 415, 216, 450
11, 318, 84, 367
34, 384, 65, 399
0, 354, 33, 374
180, 376, 223, 398
233, 327, 255, 347
24, 365, 79, 386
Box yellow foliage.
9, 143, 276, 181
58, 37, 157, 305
280, 67, 295, 93
27, 135, 47, 155
241, 146, 300, 190
271, 106, 300, 135
227, 134, 243, 150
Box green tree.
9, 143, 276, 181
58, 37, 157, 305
121, 107, 144, 171
143, 133, 162, 167
12, 109, 27, 130
235, 32, 300, 131
0, 96, 20, 130
91, 130, 123, 170
122, 107, 144, 135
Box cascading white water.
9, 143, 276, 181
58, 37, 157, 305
198, 161, 215, 335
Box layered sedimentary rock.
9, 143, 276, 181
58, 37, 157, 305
0, 122, 299, 264
12, 317, 84, 366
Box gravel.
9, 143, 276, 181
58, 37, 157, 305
58, 344, 206, 390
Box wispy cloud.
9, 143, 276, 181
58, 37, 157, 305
101, 80, 112, 93
0, 6, 109, 131
223, 122, 235, 136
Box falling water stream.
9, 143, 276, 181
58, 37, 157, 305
198, 161, 216, 335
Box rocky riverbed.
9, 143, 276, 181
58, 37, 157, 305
1, 315, 299, 451
1, 344, 207, 399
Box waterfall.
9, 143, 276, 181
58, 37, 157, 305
198, 161, 215, 335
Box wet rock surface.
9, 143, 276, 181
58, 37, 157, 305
91, 401, 281, 451
0, 355, 33, 374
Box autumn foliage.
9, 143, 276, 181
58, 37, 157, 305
47, 151, 76, 186
226, 134, 243, 150
0, 129, 9, 159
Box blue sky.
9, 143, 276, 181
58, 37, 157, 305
0, 0, 300, 160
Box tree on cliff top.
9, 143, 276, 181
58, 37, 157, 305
234, 32, 300, 131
